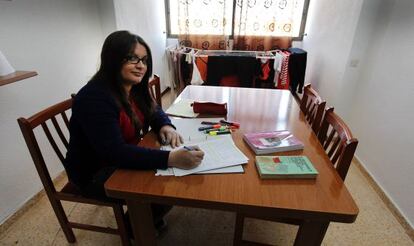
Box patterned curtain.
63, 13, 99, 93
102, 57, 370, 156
233, 0, 304, 50
172, 0, 233, 50
172, 0, 303, 50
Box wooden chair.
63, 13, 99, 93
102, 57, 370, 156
299, 84, 326, 134
149, 74, 162, 107
317, 107, 359, 180
17, 98, 130, 245
234, 109, 359, 245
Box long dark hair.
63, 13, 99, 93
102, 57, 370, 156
90, 30, 155, 136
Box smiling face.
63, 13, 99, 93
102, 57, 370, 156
120, 43, 148, 89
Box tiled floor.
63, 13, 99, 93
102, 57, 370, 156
1, 90, 413, 245
1, 164, 413, 246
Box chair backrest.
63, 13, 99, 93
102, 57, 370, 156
18, 97, 131, 245
149, 74, 162, 107
17, 98, 73, 196
317, 107, 358, 181
300, 84, 326, 133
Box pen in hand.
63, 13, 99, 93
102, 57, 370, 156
183, 146, 198, 151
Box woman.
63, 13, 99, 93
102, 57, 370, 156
64, 31, 204, 227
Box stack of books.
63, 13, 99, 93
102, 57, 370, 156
243, 130, 304, 155
255, 156, 318, 179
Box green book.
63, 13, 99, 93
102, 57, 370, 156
255, 156, 318, 179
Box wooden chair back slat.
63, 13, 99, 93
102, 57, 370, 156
27, 99, 72, 128
327, 135, 341, 158
324, 128, 336, 149
149, 74, 162, 107
51, 116, 69, 148
18, 118, 57, 194
306, 103, 316, 124
41, 122, 65, 164
61, 112, 70, 129
317, 107, 359, 181
299, 84, 326, 134
331, 142, 344, 165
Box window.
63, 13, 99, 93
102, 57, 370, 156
165, 0, 310, 40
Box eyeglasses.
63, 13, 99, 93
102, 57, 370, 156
125, 55, 148, 65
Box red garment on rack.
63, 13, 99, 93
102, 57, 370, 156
259, 61, 271, 80
275, 51, 291, 90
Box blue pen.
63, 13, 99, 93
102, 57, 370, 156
201, 121, 220, 125
198, 126, 214, 131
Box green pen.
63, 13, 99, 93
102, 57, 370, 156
205, 126, 228, 133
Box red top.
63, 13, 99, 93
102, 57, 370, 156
119, 101, 145, 145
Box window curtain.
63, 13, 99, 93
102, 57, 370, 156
173, 0, 302, 50
233, 0, 303, 50
174, 0, 232, 50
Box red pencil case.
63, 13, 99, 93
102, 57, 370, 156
192, 102, 228, 115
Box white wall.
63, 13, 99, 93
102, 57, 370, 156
303, 0, 414, 227
97, 0, 117, 38
302, 0, 363, 118
113, 0, 168, 91
348, 0, 414, 227
0, 0, 104, 224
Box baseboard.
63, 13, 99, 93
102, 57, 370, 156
0, 171, 66, 235
353, 157, 414, 241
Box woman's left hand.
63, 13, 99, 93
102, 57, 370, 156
159, 125, 183, 148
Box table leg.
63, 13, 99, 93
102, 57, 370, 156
294, 220, 329, 246
126, 200, 156, 246
233, 213, 245, 246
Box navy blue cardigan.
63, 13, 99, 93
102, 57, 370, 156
64, 80, 171, 187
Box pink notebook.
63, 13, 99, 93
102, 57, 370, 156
243, 130, 304, 154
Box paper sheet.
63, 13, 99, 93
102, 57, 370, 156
170, 117, 226, 143
161, 136, 248, 176
156, 118, 248, 176
165, 98, 199, 118
156, 165, 244, 176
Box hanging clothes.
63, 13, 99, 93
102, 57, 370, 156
288, 47, 307, 94
178, 49, 193, 86
273, 51, 284, 87
259, 59, 271, 80
254, 59, 275, 88
274, 51, 291, 90
190, 50, 204, 85
206, 55, 261, 87
195, 57, 208, 82
164, 48, 178, 89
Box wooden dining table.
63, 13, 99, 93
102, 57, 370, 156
104, 85, 358, 245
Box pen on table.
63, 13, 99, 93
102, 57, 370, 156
198, 124, 222, 131
220, 120, 240, 128
209, 130, 231, 135
201, 121, 220, 125
204, 126, 228, 133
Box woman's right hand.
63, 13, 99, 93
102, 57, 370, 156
168, 146, 204, 170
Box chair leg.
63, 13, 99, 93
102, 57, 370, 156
113, 204, 131, 246
233, 213, 245, 246
49, 198, 76, 243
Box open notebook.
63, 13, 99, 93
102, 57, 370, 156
156, 118, 248, 176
